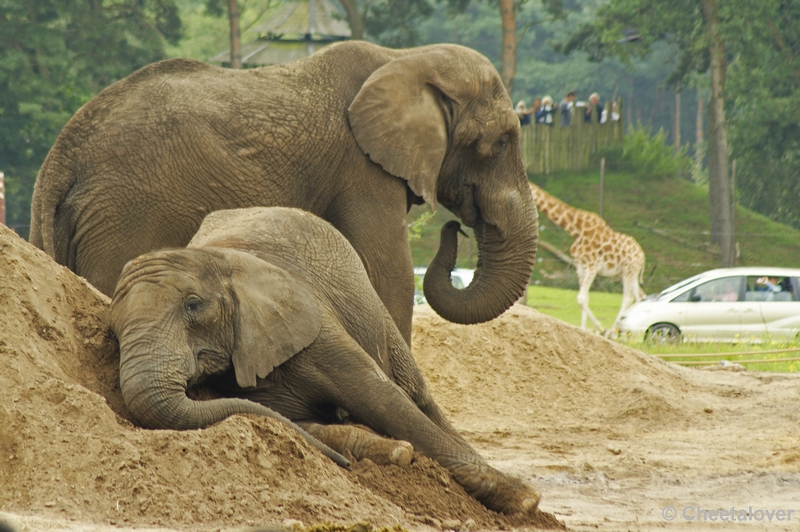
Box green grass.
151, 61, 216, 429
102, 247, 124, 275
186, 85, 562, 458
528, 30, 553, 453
523, 285, 800, 373
525, 284, 624, 327
625, 341, 800, 373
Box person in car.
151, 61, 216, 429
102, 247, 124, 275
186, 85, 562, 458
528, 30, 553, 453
712, 280, 739, 302
756, 276, 782, 293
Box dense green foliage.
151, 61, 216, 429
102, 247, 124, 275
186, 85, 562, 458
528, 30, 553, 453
0, 0, 181, 235
600, 124, 692, 178
725, 0, 800, 231
556, 0, 800, 230
415, 0, 701, 145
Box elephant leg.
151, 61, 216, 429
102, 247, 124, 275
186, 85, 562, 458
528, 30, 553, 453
303, 327, 541, 515
328, 187, 415, 346
382, 313, 473, 452
299, 422, 414, 466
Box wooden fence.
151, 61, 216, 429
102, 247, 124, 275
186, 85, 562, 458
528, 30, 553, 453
520, 101, 624, 174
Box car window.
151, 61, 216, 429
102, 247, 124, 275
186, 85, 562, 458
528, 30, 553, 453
744, 275, 796, 302
670, 289, 692, 302
657, 273, 707, 300
690, 276, 742, 302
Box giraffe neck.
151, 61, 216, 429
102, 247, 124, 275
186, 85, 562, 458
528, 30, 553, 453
529, 183, 601, 240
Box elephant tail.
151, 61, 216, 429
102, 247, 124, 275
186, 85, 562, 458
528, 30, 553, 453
29, 153, 76, 268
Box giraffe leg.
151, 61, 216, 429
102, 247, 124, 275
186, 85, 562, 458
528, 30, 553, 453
609, 276, 635, 337
635, 279, 647, 302
576, 265, 604, 331
609, 268, 646, 338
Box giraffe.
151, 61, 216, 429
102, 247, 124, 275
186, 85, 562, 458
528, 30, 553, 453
529, 182, 646, 333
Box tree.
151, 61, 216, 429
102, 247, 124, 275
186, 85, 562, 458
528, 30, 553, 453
0, 0, 181, 235
558, 0, 737, 266
725, 0, 800, 231
498, 0, 518, 91
499, 0, 573, 94
227, 0, 242, 68
364, 0, 436, 47
363, 0, 571, 92
339, 0, 365, 40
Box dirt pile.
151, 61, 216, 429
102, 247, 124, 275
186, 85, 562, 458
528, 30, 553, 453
4, 222, 799, 532
410, 304, 703, 436
0, 225, 560, 531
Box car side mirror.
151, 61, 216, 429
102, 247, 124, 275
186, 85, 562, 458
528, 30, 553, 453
690, 294, 702, 302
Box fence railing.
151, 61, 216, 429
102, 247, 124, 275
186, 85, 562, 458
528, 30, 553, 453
520, 101, 624, 174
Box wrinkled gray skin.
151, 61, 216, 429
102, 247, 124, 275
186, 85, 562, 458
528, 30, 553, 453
30, 40, 538, 346
108, 207, 541, 515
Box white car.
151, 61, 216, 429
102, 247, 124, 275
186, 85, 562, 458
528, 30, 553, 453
617, 267, 800, 342
413, 267, 475, 305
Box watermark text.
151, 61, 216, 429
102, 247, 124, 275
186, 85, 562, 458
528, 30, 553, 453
661, 506, 794, 522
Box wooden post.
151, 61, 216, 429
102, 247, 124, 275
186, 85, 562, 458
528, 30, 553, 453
731, 158, 736, 260
695, 97, 704, 169
0, 172, 5, 226
674, 88, 681, 154
599, 158, 605, 219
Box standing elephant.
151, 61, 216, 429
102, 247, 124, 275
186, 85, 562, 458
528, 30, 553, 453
107, 207, 541, 515
30, 40, 538, 345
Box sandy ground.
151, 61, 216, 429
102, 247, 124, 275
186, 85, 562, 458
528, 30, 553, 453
1, 222, 799, 531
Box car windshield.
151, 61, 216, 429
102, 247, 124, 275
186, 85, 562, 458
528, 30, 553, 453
655, 273, 707, 301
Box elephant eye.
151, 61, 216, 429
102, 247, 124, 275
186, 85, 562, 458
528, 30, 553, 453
184, 296, 203, 314
492, 135, 509, 157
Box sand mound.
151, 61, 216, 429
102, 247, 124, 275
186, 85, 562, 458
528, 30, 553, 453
411, 305, 701, 435
6, 223, 795, 532
0, 225, 561, 531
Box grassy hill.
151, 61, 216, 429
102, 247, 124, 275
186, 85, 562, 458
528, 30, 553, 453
409, 169, 800, 295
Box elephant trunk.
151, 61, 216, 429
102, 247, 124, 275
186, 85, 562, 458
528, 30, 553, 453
118, 340, 350, 468
424, 207, 538, 324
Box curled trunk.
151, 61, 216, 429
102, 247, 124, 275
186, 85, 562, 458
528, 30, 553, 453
424, 208, 538, 324
119, 343, 350, 468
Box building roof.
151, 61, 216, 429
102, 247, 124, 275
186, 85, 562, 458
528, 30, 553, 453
209, 0, 350, 67
255, 0, 350, 39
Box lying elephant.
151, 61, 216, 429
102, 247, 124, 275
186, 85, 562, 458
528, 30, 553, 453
108, 207, 541, 515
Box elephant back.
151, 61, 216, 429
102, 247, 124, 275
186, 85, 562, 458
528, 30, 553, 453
190, 207, 389, 356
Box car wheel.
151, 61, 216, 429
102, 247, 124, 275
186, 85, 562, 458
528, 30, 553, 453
646, 323, 681, 343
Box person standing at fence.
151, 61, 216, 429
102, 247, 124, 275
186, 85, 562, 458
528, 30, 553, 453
531, 97, 542, 118
559, 90, 576, 127
584, 92, 602, 123
515, 100, 533, 126
536, 95, 556, 125
600, 100, 620, 123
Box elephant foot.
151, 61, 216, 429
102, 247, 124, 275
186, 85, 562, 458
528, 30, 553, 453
303, 423, 414, 466
490, 473, 542, 515
451, 462, 541, 515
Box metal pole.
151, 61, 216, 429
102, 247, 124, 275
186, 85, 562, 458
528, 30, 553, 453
0, 172, 5, 226
599, 158, 605, 219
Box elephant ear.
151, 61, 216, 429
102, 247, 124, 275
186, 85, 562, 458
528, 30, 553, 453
348, 48, 463, 209
223, 249, 321, 388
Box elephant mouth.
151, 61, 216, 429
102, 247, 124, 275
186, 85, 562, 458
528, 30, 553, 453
187, 348, 230, 389
455, 185, 479, 228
